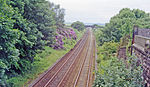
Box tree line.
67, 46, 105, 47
0, 0, 65, 86
97, 8, 150, 45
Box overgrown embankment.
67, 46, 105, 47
0, 0, 86, 86
92, 8, 150, 87
0, 0, 66, 86
8, 28, 84, 87
93, 33, 143, 87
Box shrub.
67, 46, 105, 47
93, 56, 144, 87
71, 21, 85, 31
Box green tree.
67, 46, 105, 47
23, 0, 56, 45
0, 0, 65, 86
97, 8, 150, 45
53, 4, 65, 28
0, 0, 20, 86
71, 21, 85, 31
7, 0, 44, 75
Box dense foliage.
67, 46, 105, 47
94, 56, 144, 87
94, 41, 144, 87
7, 29, 82, 87
97, 42, 119, 61
71, 21, 85, 31
0, 0, 65, 86
93, 8, 148, 87
97, 8, 150, 45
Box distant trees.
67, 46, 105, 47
0, 0, 65, 86
92, 24, 104, 29
71, 21, 85, 31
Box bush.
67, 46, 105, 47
93, 56, 144, 87
94, 40, 144, 87
71, 21, 85, 31
98, 42, 119, 60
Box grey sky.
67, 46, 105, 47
49, 0, 150, 23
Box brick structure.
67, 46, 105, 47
133, 46, 150, 87
132, 26, 150, 87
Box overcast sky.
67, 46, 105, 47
49, 0, 150, 23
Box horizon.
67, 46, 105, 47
65, 22, 105, 26
49, 0, 150, 24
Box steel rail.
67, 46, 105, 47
73, 31, 93, 87
31, 31, 89, 87
56, 31, 91, 87
86, 34, 94, 87
43, 31, 89, 87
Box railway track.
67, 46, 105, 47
57, 30, 91, 87
73, 31, 95, 87
29, 30, 96, 87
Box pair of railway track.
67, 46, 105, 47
29, 30, 96, 87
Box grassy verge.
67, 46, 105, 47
7, 29, 84, 87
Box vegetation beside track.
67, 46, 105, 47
93, 40, 143, 87
7, 29, 84, 87
92, 8, 149, 87
0, 0, 86, 86
0, 0, 66, 86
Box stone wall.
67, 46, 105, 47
118, 45, 150, 86
132, 27, 150, 87
133, 46, 150, 87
